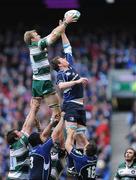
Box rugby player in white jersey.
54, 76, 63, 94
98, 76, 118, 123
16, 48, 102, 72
114, 147, 136, 180
6, 98, 41, 180
24, 15, 77, 124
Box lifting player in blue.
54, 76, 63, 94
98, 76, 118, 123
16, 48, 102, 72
28, 113, 65, 180
65, 128, 98, 180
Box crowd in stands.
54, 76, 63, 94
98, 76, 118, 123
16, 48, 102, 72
127, 100, 136, 150
1, 23, 136, 179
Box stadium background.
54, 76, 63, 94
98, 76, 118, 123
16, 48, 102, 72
0, 0, 136, 179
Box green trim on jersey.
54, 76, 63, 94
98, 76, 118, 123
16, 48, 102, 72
29, 42, 38, 48
29, 39, 48, 50
115, 161, 136, 179
29, 40, 52, 81
39, 38, 48, 50
34, 66, 50, 76
32, 80, 55, 97
33, 51, 48, 63
11, 134, 29, 149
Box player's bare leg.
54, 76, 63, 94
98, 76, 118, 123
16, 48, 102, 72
75, 124, 89, 149
44, 92, 61, 122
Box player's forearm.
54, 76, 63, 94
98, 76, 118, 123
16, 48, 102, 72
58, 81, 77, 90
65, 140, 73, 154
49, 22, 68, 45
52, 115, 64, 141
41, 123, 53, 140
22, 98, 41, 134
35, 117, 41, 132
54, 118, 64, 135
61, 33, 70, 45
22, 110, 37, 135
65, 130, 74, 153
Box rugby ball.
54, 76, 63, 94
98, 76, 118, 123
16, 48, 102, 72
64, 10, 81, 21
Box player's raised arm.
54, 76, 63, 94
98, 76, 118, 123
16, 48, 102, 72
34, 116, 41, 132
43, 15, 76, 47
21, 98, 41, 135
59, 19, 74, 66
40, 120, 58, 142
59, 20, 70, 45
51, 112, 65, 142
65, 128, 75, 154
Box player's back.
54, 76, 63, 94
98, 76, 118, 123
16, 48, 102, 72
79, 162, 97, 180
8, 134, 29, 180
29, 42, 51, 81
29, 145, 51, 180
70, 149, 97, 180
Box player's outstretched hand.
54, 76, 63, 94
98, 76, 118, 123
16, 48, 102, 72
30, 97, 42, 111
64, 15, 77, 24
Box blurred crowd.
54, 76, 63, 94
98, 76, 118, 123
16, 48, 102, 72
126, 100, 136, 150
1, 24, 136, 180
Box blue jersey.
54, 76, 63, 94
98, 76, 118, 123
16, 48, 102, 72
70, 148, 97, 180
56, 43, 83, 103
29, 138, 53, 180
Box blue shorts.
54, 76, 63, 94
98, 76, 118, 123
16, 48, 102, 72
62, 102, 86, 126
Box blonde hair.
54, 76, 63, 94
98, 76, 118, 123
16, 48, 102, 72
24, 30, 36, 45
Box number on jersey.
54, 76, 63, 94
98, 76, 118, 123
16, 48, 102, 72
87, 165, 96, 178
30, 156, 34, 169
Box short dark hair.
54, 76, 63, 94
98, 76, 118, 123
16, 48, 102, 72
6, 129, 18, 145
28, 132, 43, 147
85, 139, 97, 157
50, 56, 61, 72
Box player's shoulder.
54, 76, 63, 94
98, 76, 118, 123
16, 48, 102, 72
57, 70, 65, 78
85, 155, 97, 163
57, 70, 64, 74
71, 148, 83, 156
118, 161, 126, 168
133, 161, 136, 167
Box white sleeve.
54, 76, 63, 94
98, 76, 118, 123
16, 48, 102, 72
63, 43, 72, 54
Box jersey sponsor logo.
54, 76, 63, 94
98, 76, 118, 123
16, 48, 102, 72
131, 170, 136, 174
119, 168, 136, 176
69, 116, 75, 121
75, 150, 82, 155
66, 72, 71, 76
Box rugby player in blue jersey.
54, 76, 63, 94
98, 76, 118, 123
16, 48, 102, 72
51, 20, 89, 175
28, 113, 65, 180
65, 128, 97, 180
